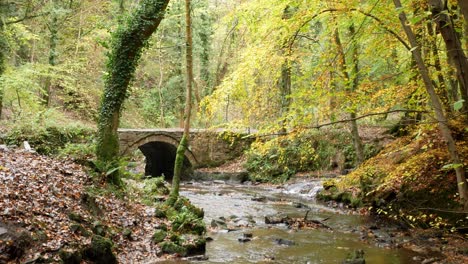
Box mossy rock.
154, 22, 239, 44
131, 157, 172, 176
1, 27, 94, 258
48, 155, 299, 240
322, 179, 337, 190
59, 249, 82, 264
152, 229, 167, 244
154, 208, 167, 218
82, 235, 117, 264
171, 214, 206, 235
160, 241, 187, 256
154, 204, 170, 219
168, 232, 182, 244
191, 221, 206, 236
70, 223, 91, 237
68, 212, 85, 223
122, 228, 132, 240
92, 221, 107, 237
174, 197, 204, 218
0, 228, 32, 261
185, 237, 206, 256
156, 223, 168, 231
343, 249, 365, 264
81, 192, 103, 216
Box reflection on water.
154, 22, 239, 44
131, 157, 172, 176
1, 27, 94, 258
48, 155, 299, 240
179, 181, 418, 264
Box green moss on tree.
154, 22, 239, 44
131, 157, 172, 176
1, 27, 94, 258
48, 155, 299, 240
167, 135, 188, 205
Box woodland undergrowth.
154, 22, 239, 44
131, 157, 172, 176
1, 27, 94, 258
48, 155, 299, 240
318, 120, 468, 230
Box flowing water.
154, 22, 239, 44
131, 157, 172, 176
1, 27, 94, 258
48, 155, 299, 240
174, 180, 420, 263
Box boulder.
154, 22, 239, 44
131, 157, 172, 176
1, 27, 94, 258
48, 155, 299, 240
265, 215, 289, 225
59, 249, 82, 264
342, 249, 365, 264
152, 229, 167, 244
82, 235, 117, 264
160, 241, 187, 256
0, 223, 32, 262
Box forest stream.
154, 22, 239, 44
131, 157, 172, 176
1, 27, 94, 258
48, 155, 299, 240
158, 179, 429, 264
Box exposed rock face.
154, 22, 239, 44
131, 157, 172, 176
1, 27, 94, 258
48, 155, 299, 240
0, 223, 32, 262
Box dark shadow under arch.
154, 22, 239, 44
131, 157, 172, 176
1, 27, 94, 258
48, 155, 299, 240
138, 141, 192, 182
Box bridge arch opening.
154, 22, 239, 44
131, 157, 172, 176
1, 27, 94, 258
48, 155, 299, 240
121, 133, 198, 181
138, 141, 193, 182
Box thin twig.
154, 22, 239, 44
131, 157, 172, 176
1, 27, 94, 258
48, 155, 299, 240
416, 208, 468, 214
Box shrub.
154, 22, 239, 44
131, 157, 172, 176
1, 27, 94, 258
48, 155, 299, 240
4, 121, 94, 155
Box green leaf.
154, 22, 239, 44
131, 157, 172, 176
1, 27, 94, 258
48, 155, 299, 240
441, 163, 463, 170
453, 99, 465, 111
106, 166, 120, 176
409, 16, 424, 25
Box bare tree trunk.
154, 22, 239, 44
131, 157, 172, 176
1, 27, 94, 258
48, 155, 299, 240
279, 59, 291, 132
394, 0, 468, 210
157, 28, 166, 127
199, 2, 211, 89
0, 30, 5, 120
427, 22, 451, 114
74, 1, 83, 58
43, 5, 58, 107
168, 0, 193, 205
459, 0, 468, 22
334, 27, 365, 164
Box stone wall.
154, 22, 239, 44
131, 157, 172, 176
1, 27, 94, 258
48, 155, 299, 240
117, 129, 253, 168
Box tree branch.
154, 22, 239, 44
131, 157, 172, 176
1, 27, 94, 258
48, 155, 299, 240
307, 109, 427, 129
288, 8, 410, 51
244, 109, 428, 139
2, 12, 50, 26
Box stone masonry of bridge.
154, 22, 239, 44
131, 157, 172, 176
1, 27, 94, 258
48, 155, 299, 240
117, 128, 254, 179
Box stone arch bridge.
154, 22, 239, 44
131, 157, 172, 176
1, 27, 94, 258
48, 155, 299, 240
118, 128, 254, 180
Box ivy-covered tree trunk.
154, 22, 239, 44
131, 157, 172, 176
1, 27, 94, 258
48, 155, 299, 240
96, 0, 170, 183
394, 0, 468, 210
168, 0, 193, 205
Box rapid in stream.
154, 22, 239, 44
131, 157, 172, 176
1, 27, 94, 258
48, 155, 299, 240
171, 179, 422, 264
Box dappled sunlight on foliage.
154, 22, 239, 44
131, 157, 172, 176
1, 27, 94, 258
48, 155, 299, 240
324, 123, 468, 228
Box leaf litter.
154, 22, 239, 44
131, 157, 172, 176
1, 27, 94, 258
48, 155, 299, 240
0, 148, 172, 263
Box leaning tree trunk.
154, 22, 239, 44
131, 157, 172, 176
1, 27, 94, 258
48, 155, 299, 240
168, 0, 193, 205
96, 0, 170, 184
393, 0, 468, 210
429, 0, 468, 116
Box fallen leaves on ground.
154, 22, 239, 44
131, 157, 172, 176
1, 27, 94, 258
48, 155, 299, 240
0, 148, 170, 263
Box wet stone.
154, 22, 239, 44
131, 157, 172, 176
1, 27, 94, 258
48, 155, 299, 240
238, 237, 251, 243
342, 249, 365, 264
275, 238, 295, 246
251, 195, 267, 202
238, 233, 253, 243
